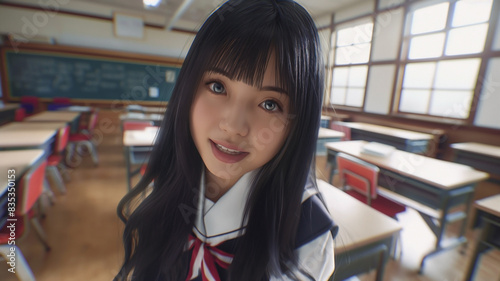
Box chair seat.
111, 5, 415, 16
345, 190, 406, 218
47, 155, 63, 166
0, 210, 35, 242
69, 134, 92, 142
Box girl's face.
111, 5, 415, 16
190, 56, 290, 194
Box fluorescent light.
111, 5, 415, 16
143, 0, 162, 8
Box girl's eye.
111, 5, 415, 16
209, 82, 226, 94
260, 100, 281, 112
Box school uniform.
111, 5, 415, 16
186, 169, 338, 281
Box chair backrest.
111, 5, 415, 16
20, 96, 39, 114
52, 97, 71, 104
336, 152, 379, 200
87, 110, 99, 132
123, 121, 154, 131
14, 107, 26, 121
54, 125, 70, 153
18, 159, 47, 215
330, 123, 351, 141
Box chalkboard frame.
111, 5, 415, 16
0, 44, 184, 105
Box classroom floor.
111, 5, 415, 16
1, 110, 500, 281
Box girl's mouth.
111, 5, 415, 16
210, 140, 249, 163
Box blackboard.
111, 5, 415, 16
2, 49, 181, 102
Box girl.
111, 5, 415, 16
115, 0, 338, 280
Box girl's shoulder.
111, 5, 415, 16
295, 180, 339, 249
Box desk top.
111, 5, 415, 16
0, 104, 20, 112
326, 141, 489, 190
475, 194, 500, 218
142, 106, 166, 113
58, 106, 92, 112
123, 127, 159, 147
0, 122, 67, 131
336, 122, 433, 141
318, 180, 402, 253
0, 149, 45, 193
318, 128, 344, 139
451, 142, 500, 159
120, 113, 163, 121
24, 111, 80, 122
0, 130, 56, 148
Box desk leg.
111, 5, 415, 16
464, 222, 492, 281
419, 187, 473, 273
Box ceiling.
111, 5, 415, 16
1, 0, 367, 31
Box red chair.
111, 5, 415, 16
20, 96, 40, 115
122, 120, 154, 131
66, 110, 99, 167
336, 152, 405, 257
46, 125, 70, 194
0, 159, 51, 281
47, 97, 71, 111
14, 107, 27, 121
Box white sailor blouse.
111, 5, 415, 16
186, 169, 338, 281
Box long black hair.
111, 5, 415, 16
115, 0, 324, 280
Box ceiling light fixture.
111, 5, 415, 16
143, 0, 162, 8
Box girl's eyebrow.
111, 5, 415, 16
206, 67, 288, 95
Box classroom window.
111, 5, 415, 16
331, 19, 373, 107
399, 0, 493, 119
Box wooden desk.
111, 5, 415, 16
325, 141, 489, 273
334, 122, 434, 154
317, 128, 344, 156
451, 142, 500, 177
321, 115, 332, 128
0, 149, 45, 229
0, 130, 56, 151
120, 112, 163, 126
318, 180, 402, 281
464, 194, 500, 281
123, 127, 158, 191
0, 103, 20, 125
24, 111, 81, 133
0, 121, 67, 131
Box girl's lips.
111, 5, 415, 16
210, 140, 249, 164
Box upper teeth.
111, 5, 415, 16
216, 144, 242, 155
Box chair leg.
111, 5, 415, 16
84, 141, 99, 166
43, 179, 55, 206
57, 162, 71, 182
46, 166, 66, 194
29, 218, 51, 252
65, 142, 76, 167
0, 245, 36, 281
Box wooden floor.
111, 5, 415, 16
1, 110, 500, 281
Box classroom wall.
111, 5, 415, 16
0, 5, 195, 59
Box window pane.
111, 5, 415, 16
348, 66, 368, 87
337, 28, 355, 47
452, 0, 493, 27
335, 44, 371, 65
337, 23, 373, 46
345, 88, 365, 107
411, 3, 449, 35
429, 90, 473, 118
409, 33, 445, 59
332, 68, 349, 87
399, 89, 431, 114
445, 24, 488, 55
403, 62, 436, 89
331, 87, 346, 105
434, 59, 480, 89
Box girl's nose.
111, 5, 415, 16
219, 103, 249, 137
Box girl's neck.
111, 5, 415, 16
204, 169, 240, 202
